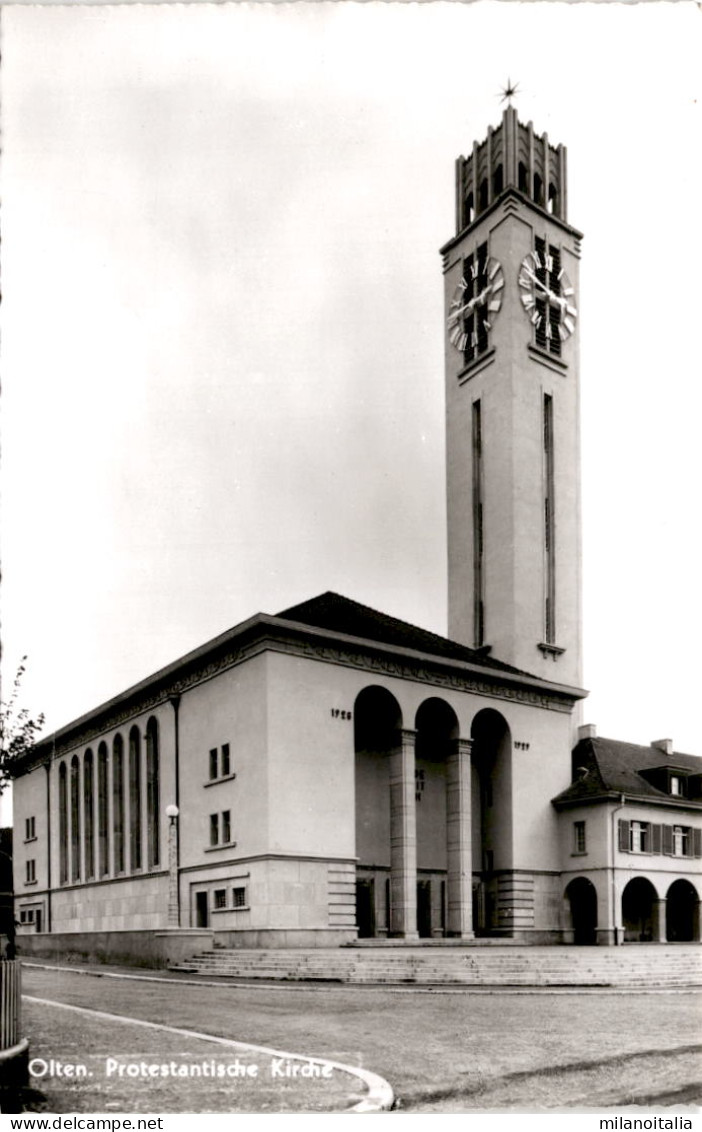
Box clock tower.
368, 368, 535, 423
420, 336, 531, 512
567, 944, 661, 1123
443, 106, 583, 690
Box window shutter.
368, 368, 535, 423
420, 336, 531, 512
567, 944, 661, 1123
618, 819, 629, 852
692, 828, 701, 858
661, 824, 673, 856
650, 824, 662, 855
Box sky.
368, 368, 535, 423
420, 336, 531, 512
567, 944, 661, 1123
1, 2, 701, 827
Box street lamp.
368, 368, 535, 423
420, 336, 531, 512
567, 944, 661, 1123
166, 804, 180, 928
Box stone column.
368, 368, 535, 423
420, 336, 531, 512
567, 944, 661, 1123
446, 738, 474, 938
693, 901, 701, 943
652, 898, 667, 943
389, 728, 418, 939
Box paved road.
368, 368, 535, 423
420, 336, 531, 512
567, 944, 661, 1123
21, 963, 702, 1114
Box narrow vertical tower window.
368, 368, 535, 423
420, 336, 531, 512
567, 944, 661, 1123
543, 393, 556, 643
472, 399, 484, 647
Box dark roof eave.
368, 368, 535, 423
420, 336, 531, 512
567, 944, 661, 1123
267, 613, 588, 702
552, 790, 702, 812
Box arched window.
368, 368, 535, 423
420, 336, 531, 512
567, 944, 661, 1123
98, 741, 109, 877
129, 726, 142, 871
478, 178, 488, 212
533, 173, 543, 207
465, 192, 474, 227
492, 164, 504, 196
518, 162, 528, 193
146, 717, 160, 869
58, 762, 68, 885
548, 183, 558, 215
84, 749, 94, 880
70, 755, 81, 882
113, 734, 125, 874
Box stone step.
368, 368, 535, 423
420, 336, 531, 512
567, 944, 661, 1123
169, 944, 702, 987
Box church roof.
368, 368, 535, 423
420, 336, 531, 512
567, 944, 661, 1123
17, 589, 584, 772
276, 591, 528, 676
552, 735, 702, 810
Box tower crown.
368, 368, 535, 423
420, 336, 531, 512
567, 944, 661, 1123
455, 107, 568, 234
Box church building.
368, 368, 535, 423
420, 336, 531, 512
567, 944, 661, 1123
11, 107, 701, 962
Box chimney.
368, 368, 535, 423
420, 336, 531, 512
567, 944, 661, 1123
651, 738, 673, 757
578, 723, 597, 741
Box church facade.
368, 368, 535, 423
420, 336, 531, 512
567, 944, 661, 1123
11, 108, 701, 959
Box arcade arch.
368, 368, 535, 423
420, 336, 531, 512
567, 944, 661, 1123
564, 876, 598, 945
622, 877, 658, 942
666, 879, 699, 942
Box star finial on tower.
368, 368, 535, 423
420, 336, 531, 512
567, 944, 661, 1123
499, 78, 519, 106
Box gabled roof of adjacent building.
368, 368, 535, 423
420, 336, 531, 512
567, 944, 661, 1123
552, 735, 702, 810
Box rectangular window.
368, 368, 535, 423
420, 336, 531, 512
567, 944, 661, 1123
673, 825, 690, 857
25, 816, 36, 841
222, 810, 231, 845
232, 886, 246, 908
221, 744, 231, 778
472, 400, 484, 648
209, 813, 219, 847
670, 775, 683, 796
26, 860, 36, 884
213, 888, 227, 910
209, 749, 218, 780
629, 821, 650, 854
573, 821, 586, 854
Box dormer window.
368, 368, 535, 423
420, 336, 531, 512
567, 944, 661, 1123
670, 775, 683, 796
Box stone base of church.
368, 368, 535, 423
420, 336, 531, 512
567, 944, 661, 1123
488, 927, 565, 945
15, 928, 214, 969
213, 928, 357, 949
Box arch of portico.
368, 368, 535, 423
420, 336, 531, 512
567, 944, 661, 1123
471, 708, 512, 936
353, 683, 513, 941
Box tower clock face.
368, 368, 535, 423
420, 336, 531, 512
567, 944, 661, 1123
518, 249, 577, 343
447, 255, 504, 353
